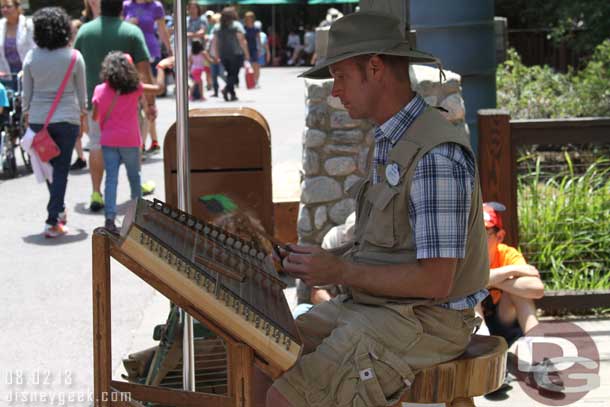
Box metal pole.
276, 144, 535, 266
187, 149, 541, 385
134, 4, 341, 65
174, 0, 195, 393
271, 5, 275, 64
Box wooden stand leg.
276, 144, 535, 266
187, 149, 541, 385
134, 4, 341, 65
230, 342, 254, 407
450, 397, 476, 407
93, 232, 112, 407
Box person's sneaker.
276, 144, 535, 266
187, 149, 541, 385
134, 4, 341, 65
104, 219, 119, 235
44, 223, 69, 238
528, 357, 565, 393
484, 371, 514, 400
90, 191, 104, 212
70, 157, 87, 171
141, 180, 156, 196
58, 210, 67, 225
146, 141, 160, 154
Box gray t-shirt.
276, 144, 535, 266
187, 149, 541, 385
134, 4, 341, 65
22, 47, 87, 126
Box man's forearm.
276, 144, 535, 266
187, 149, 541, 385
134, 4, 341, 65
341, 258, 457, 299
495, 276, 544, 299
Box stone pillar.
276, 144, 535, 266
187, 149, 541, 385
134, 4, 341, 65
299, 80, 375, 244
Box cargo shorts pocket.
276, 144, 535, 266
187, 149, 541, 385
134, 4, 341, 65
335, 336, 415, 407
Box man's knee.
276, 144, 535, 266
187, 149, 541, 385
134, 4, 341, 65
266, 385, 292, 407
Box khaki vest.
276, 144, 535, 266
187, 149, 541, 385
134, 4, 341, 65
344, 106, 489, 305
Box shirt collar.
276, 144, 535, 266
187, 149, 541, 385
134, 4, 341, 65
374, 94, 427, 145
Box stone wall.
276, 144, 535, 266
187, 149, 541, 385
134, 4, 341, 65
298, 65, 468, 244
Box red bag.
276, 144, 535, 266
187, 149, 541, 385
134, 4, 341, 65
245, 66, 255, 89
31, 50, 78, 162
31, 128, 60, 162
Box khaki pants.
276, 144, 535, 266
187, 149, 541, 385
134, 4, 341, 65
274, 295, 477, 407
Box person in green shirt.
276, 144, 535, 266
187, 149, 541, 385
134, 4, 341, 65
74, 0, 156, 212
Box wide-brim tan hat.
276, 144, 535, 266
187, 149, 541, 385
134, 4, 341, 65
300, 11, 439, 79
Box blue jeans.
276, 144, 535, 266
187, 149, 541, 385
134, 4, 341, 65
102, 146, 141, 221
30, 122, 79, 226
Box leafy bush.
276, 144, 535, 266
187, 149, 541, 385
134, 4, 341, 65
518, 157, 610, 290
497, 40, 610, 119
496, 0, 610, 55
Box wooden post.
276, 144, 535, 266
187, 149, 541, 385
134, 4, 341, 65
92, 230, 112, 407
229, 343, 254, 407
477, 109, 518, 247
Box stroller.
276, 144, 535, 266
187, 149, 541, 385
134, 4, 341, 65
0, 74, 31, 178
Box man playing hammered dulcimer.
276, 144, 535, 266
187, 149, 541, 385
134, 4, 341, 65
268, 11, 490, 407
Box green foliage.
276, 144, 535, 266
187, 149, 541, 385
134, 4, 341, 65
497, 41, 610, 119
496, 0, 610, 55
571, 40, 610, 117
518, 158, 610, 290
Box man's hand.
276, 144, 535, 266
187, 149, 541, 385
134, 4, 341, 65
282, 245, 346, 287
156, 56, 175, 71
128, 17, 139, 25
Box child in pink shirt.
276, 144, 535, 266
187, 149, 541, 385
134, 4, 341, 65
92, 51, 162, 233
189, 39, 211, 101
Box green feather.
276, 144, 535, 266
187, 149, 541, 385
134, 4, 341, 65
199, 194, 238, 213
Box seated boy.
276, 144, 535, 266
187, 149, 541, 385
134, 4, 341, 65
475, 202, 545, 344
477, 202, 565, 396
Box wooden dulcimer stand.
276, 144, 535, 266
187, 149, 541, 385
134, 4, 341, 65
92, 199, 303, 406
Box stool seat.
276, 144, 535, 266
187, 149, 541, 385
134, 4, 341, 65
398, 335, 508, 407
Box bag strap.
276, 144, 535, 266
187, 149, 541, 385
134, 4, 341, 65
43, 50, 78, 129
101, 91, 119, 127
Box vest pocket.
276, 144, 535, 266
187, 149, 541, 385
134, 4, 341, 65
364, 185, 398, 248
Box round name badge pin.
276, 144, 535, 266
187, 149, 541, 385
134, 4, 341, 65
386, 163, 400, 186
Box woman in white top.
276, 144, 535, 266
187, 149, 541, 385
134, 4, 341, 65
0, 0, 34, 90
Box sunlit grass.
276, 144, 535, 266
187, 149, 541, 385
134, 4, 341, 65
518, 156, 610, 290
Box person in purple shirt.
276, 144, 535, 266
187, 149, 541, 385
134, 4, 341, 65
122, 0, 170, 154
122, 0, 170, 62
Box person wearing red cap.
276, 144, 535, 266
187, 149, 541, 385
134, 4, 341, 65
477, 202, 569, 397
476, 202, 545, 344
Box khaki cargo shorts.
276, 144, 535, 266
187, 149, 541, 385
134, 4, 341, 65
273, 295, 477, 407
86, 110, 102, 150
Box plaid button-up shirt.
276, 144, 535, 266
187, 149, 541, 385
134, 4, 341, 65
372, 95, 488, 309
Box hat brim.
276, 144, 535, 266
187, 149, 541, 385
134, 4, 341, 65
299, 42, 439, 79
